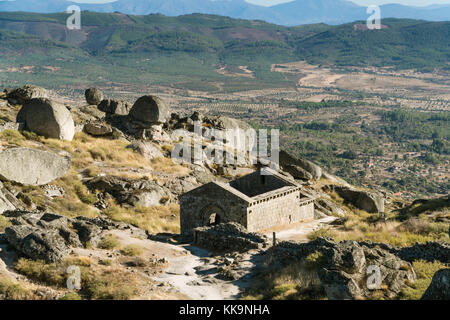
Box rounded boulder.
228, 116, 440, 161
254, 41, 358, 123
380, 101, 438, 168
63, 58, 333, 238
129, 95, 169, 124
85, 88, 104, 105
17, 98, 75, 141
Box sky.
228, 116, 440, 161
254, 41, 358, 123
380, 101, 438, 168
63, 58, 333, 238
245, 0, 450, 6
66, 0, 450, 7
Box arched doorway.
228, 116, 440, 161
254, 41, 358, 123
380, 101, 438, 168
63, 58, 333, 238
200, 205, 224, 227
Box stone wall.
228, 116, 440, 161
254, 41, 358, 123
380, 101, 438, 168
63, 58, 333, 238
180, 183, 249, 240
192, 222, 269, 252
247, 192, 314, 232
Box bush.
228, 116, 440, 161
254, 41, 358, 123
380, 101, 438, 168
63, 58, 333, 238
304, 251, 327, 271
98, 234, 120, 250
14, 259, 66, 287
400, 218, 449, 237
400, 260, 449, 300
0, 277, 33, 300
82, 268, 139, 300
120, 244, 144, 257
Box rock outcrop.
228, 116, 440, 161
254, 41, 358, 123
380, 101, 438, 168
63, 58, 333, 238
283, 164, 313, 181
421, 269, 450, 300
333, 186, 385, 213
272, 238, 416, 300
0, 147, 71, 186
84, 121, 113, 136
126, 141, 164, 160
17, 98, 75, 141
203, 115, 252, 131
4, 211, 84, 262
85, 175, 170, 208
0, 182, 19, 214
129, 95, 170, 125
2, 210, 137, 262
98, 99, 131, 116
317, 198, 347, 217
7, 85, 48, 104
85, 88, 103, 105
279, 150, 322, 180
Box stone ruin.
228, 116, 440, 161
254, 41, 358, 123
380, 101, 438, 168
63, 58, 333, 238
180, 167, 315, 241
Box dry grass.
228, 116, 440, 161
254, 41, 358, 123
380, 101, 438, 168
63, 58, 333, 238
308, 210, 449, 247
42, 133, 188, 176
150, 157, 190, 175
0, 215, 11, 232
14, 257, 141, 300
120, 244, 144, 257
1, 130, 186, 234
400, 260, 449, 300
98, 234, 121, 250
47, 170, 98, 218
0, 276, 35, 300
60, 292, 82, 300
15, 258, 66, 287
242, 251, 327, 300
42, 132, 151, 171
104, 202, 180, 234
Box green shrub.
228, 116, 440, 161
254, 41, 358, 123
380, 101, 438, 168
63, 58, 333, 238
98, 234, 120, 250
304, 251, 328, 271
14, 259, 66, 287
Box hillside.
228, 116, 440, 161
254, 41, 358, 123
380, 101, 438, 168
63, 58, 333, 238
0, 0, 449, 26
0, 85, 448, 301
0, 12, 449, 92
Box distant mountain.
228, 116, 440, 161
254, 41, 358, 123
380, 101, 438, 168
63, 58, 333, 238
0, 11, 448, 72
0, 0, 449, 26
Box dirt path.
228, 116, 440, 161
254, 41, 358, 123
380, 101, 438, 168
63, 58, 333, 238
1, 216, 336, 301
152, 217, 337, 300
263, 216, 336, 242
153, 245, 242, 300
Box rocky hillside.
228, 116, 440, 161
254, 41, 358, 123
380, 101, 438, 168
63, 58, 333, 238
0, 85, 448, 300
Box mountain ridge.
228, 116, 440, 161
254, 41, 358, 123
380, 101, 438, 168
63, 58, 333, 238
0, 0, 449, 26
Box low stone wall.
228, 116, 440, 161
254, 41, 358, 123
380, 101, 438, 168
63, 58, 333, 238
193, 222, 269, 252
271, 238, 450, 264
359, 241, 450, 264
271, 237, 336, 262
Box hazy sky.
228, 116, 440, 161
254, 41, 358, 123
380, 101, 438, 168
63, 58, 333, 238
67, 0, 450, 7
246, 0, 450, 6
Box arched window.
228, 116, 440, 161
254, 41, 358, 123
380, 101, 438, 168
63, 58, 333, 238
200, 205, 224, 227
